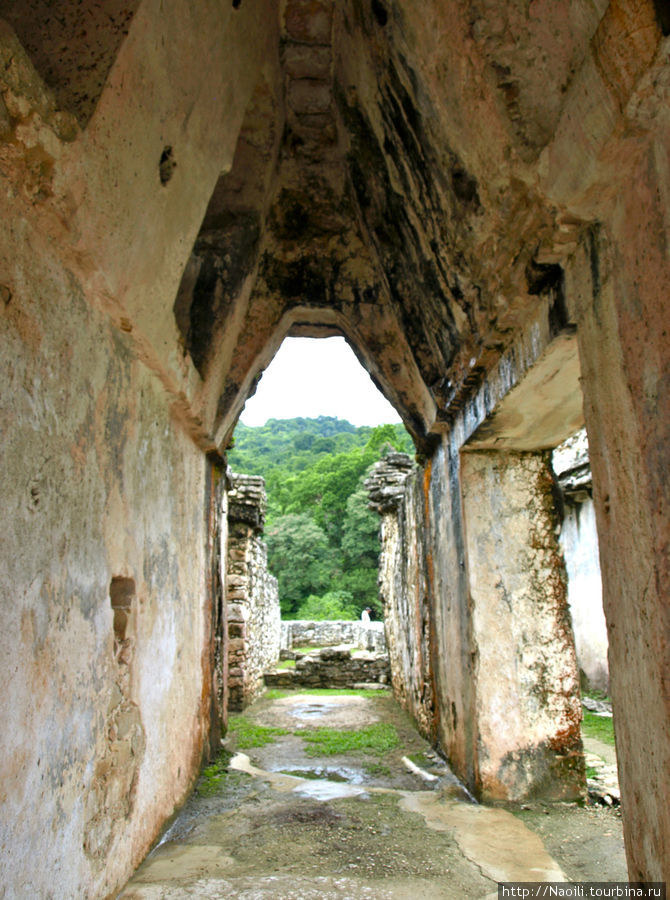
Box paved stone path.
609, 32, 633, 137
119, 691, 626, 899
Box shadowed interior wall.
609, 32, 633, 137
0, 220, 211, 898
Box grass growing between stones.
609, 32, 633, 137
363, 761, 392, 776
227, 715, 290, 748
297, 722, 399, 758
196, 749, 233, 797
265, 688, 390, 701
275, 659, 296, 669
581, 711, 615, 747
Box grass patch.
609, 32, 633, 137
275, 659, 296, 670
586, 765, 600, 779
196, 749, 232, 797
227, 715, 289, 748
265, 687, 390, 701
363, 761, 392, 777
581, 711, 615, 747
407, 752, 432, 767
583, 688, 611, 703
297, 722, 399, 758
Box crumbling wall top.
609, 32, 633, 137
365, 452, 415, 514
228, 472, 267, 531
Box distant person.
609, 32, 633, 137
361, 607, 372, 624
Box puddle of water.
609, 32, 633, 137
288, 702, 335, 721
294, 780, 371, 801
230, 753, 371, 801
274, 765, 366, 784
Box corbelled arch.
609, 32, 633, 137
209, 304, 436, 452
1, 0, 669, 893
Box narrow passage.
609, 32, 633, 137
119, 691, 625, 899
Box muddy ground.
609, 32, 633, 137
118, 690, 626, 899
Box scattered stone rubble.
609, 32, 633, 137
265, 644, 390, 690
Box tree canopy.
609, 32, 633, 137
227, 417, 413, 618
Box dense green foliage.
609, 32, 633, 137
227, 417, 413, 618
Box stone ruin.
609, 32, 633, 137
265, 644, 390, 691
281, 618, 387, 654
226, 473, 281, 711
2, 1, 669, 893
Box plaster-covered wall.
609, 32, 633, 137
560, 498, 608, 694
0, 3, 278, 895
461, 451, 583, 801
553, 430, 608, 694
0, 223, 212, 898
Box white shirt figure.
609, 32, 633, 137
361, 607, 371, 624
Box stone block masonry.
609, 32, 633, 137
226, 474, 281, 711
281, 619, 387, 653
366, 454, 434, 740
367, 449, 585, 803
265, 645, 390, 690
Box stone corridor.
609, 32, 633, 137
1, 0, 669, 895
118, 691, 626, 899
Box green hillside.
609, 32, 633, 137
227, 417, 413, 619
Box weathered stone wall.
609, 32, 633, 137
0, 227, 215, 899
553, 431, 608, 694
226, 474, 281, 711
282, 619, 387, 653
367, 454, 435, 741
266, 646, 390, 690
0, 6, 277, 897
2, 0, 670, 886
369, 352, 587, 803
460, 451, 583, 802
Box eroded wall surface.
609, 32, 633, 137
372, 438, 584, 803
368, 454, 436, 740
0, 222, 211, 897
0, 3, 278, 897
226, 474, 281, 711
2, 0, 670, 886
461, 451, 583, 801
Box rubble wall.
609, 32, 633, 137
282, 619, 387, 653
266, 646, 390, 690
368, 457, 435, 741
226, 475, 281, 711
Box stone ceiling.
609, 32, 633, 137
3, 0, 665, 452
173, 0, 629, 452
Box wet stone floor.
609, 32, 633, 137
119, 690, 627, 899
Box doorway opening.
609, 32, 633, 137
228, 335, 413, 624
